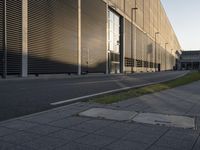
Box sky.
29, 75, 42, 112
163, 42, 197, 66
161, 0, 200, 50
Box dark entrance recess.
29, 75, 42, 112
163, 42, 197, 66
158, 64, 161, 72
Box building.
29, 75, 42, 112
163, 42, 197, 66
0, 0, 181, 78
179, 51, 200, 70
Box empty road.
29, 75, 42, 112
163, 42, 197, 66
0, 71, 187, 121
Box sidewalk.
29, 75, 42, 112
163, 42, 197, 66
0, 81, 200, 150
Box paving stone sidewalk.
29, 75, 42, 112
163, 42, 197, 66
1, 81, 200, 150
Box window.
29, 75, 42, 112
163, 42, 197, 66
108, 10, 120, 53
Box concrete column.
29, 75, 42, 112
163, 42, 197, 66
122, 17, 125, 73
78, 0, 81, 75
22, 0, 28, 77
141, 34, 144, 72
106, 3, 109, 74
134, 26, 137, 72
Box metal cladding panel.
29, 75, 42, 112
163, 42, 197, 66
7, 1, 22, 74
81, 0, 106, 73
0, 1, 3, 75
144, 0, 150, 34
147, 36, 153, 64
143, 33, 147, 62
157, 44, 161, 64
125, 0, 135, 18
136, 28, 143, 61
136, 0, 144, 29
125, 19, 135, 69
109, 0, 124, 11
28, 0, 78, 74
125, 19, 131, 58
161, 47, 165, 70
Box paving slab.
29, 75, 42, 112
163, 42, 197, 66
0, 120, 37, 130
75, 134, 115, 147
47, 116, 91, 128
132, 113, 195, 129
70, 119, 114, 133
23, 136, 69, 150
122, 131, 161, 145
23, 124, 61, 136
55, 142, 101, 150
105, 140, 149, 150
0, 141, 35, 150
0, 131, 41, 145
48, 128, 87, 141
0, 127, 18, 137
155, 136, 196, 150
94, 125, 130, 138
148, 145, 176, 150
79, 108, 138, 121
193, 136, 200, 150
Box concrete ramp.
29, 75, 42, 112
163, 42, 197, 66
132, 113, 195, 129
79, 108, 195, 129
79, 108, 138, 121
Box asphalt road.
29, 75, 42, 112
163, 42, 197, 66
0, 71, 187, 121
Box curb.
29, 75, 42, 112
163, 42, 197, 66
0, 71, 189, 125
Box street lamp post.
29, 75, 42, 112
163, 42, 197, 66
165, 43, 168, 71
131, 6, 138, 73
154, 32, 159, 71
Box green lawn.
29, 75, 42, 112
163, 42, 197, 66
89, 71, 200, 104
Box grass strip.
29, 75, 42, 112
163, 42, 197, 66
89, 71, 200, 104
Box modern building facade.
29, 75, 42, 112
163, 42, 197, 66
0, 0, 181, 78
179, 51, 200, 70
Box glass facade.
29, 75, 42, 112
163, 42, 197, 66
108, 9, 121, 73
108, 10, 120, 53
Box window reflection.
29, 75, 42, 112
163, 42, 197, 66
108, 10, 120, 53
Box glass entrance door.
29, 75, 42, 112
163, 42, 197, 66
108, 9, 121, 74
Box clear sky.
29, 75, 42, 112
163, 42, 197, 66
161, 0, 200, 50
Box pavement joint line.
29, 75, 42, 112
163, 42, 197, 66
145, 128, 170, 150
50, 71, 189, 106
0, 71, 188, 125
130, 112, 140, 120
191, 132, 200, 150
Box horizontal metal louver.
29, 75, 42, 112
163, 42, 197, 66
136, 28, 143, 61
28, 0, 78, 74
125, 19, 131, 59
81, 0, 106, 73
0, 0, 3, 75
6, 0, 22, 75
